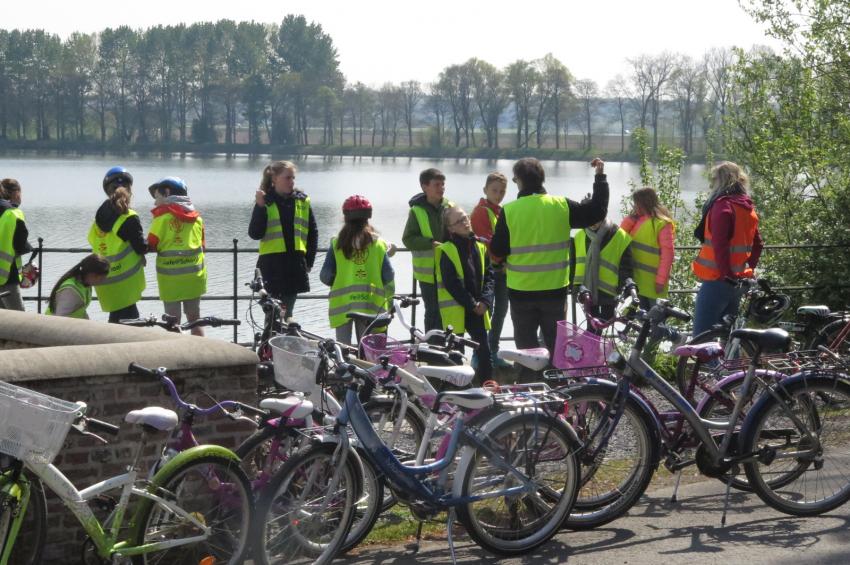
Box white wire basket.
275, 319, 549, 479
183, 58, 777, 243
0, 381, 82, 465
270, 335, 323, 396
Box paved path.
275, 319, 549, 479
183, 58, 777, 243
343, 479, 850, 564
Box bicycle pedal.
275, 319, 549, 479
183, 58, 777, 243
757, 446, 776, 466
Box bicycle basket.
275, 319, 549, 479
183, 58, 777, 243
270, 335, 323, 394
360, 334, 412, 366
0, 381, 82, 464
553, 320, 612, 370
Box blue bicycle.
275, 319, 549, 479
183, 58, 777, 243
251, 339, 582, 563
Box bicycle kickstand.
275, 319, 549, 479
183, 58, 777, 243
446, 507, 458, 565
670, 469, 683, 504
407, 520, 424, 554
720, 476, 733, 527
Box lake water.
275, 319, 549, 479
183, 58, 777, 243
3, 154, 707, 343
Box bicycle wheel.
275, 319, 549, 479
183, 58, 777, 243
252, 442, 358, 565
9, 472, 47, 565
809, 319, 850, 358
339, 448, 383, 553
675, 328, 756, 403
742, 371, 850, 516
455, 411, 580, 556
364, 395, 425, 462
561, 382, 659, 529
235, 425, 303, 492
131, 454, 252, 565
698, 370, 785, 492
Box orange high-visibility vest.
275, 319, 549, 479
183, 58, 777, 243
692, 200, 758, 281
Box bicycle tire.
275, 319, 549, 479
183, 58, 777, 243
561, 382, 660, 529
455, 411, 580, 556
1, 470, 46, 565
675, 328, 756, 403
339, 447, 384, 554
131, 454, 252, 565
742, 371, 850, 516
808, 318, 850, 357
252, 442, 358, 565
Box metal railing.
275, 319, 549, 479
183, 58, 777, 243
23, 238, 846, 344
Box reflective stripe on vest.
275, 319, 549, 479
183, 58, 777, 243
327, 238, 392, 329
410, 205, 437, 284
149, 212, 207, 303
692, 201, 759, 281
87, 211, 146, 312
503, 194, 571, 291
0, 208, 24, 285
46, 277, 91, 318
258, 197, 310, 255
572, 228, 632, 297
630, 217, 672, 299
435, 240, 491, 335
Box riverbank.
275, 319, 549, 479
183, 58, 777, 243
0, 140, 710, 163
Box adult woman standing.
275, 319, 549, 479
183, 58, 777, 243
45, 254, 110, 318
0, 178, 33, 311
249, 161, 318, 319
320, 195, 395, 345
620, 188, 675, 311
691, 161, 763, 336
88, 166, 147, 323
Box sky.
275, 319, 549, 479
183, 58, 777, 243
5, 0, 780, 87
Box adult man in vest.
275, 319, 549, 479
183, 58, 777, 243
571, 218, 634, 324
402, 168, 453, 331
490, 158, 609, 366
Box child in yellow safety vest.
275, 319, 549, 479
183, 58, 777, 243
46, 254, 110, 318
147, 177, 207, 336
320, 195, 396, 345
438, 205, 495, 384
570, 215, 635, 325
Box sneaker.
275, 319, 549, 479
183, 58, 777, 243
492, 354, 512, 369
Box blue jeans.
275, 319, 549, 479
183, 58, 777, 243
488, 271, 508, 355
692, 280, 744, 336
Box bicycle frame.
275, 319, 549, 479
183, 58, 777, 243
336, 385, 541, 508
17, 454, 211, 561
0, 466, 33, 565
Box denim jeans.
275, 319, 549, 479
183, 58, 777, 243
488, 271, 509, 355
108, 303, 140, 324
418, 281, 442, 332
0, 282, 24, 311
692, 280, 744, 336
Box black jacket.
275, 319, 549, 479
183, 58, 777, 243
94, 200, 147, 255
439, 233, 495, 311
0, 199, 32, 283
489, 173, 610, 301
248, 190, 319, 297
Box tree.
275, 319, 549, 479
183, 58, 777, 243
671, 56, 706, 154
606, 74, 631, 153
703, 47, 736, 153
574, 79, 598, 150
505, 59, 538, 148
468, 59, 507, 148
398, 80, 422, 147
628, 52, 678, 151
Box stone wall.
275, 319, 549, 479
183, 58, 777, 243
0, 310, 259, 564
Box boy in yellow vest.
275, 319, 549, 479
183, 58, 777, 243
437, 205, 495, 384
147, 177, 207, 336
570, 216, 635, 325
402, 168, 452, 332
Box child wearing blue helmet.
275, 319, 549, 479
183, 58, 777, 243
147, 177, 207, 336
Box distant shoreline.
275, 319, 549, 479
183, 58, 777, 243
0, 140, 709, 164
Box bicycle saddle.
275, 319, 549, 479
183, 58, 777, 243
797, 305, 831, 317
730, 328, 791, 352
673, 342, 724, 362
125, 407, 179, 431
260, 396, 314, 419
347, 312, 391, 326
417, 365, 475, 387
434, 388, 494, 410
497, 348, 550, 371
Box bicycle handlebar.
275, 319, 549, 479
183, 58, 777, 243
85, 417, 120, 436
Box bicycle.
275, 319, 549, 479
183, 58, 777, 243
251, 338, 582, 563
559, 299, 850, 526
120, 314, 242, 334
0, 382, 252, 564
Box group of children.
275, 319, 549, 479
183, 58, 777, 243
0, 159, 678, 387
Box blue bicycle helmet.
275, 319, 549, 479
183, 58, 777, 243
148, 176, 188, 198
103, 166, 133, 194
